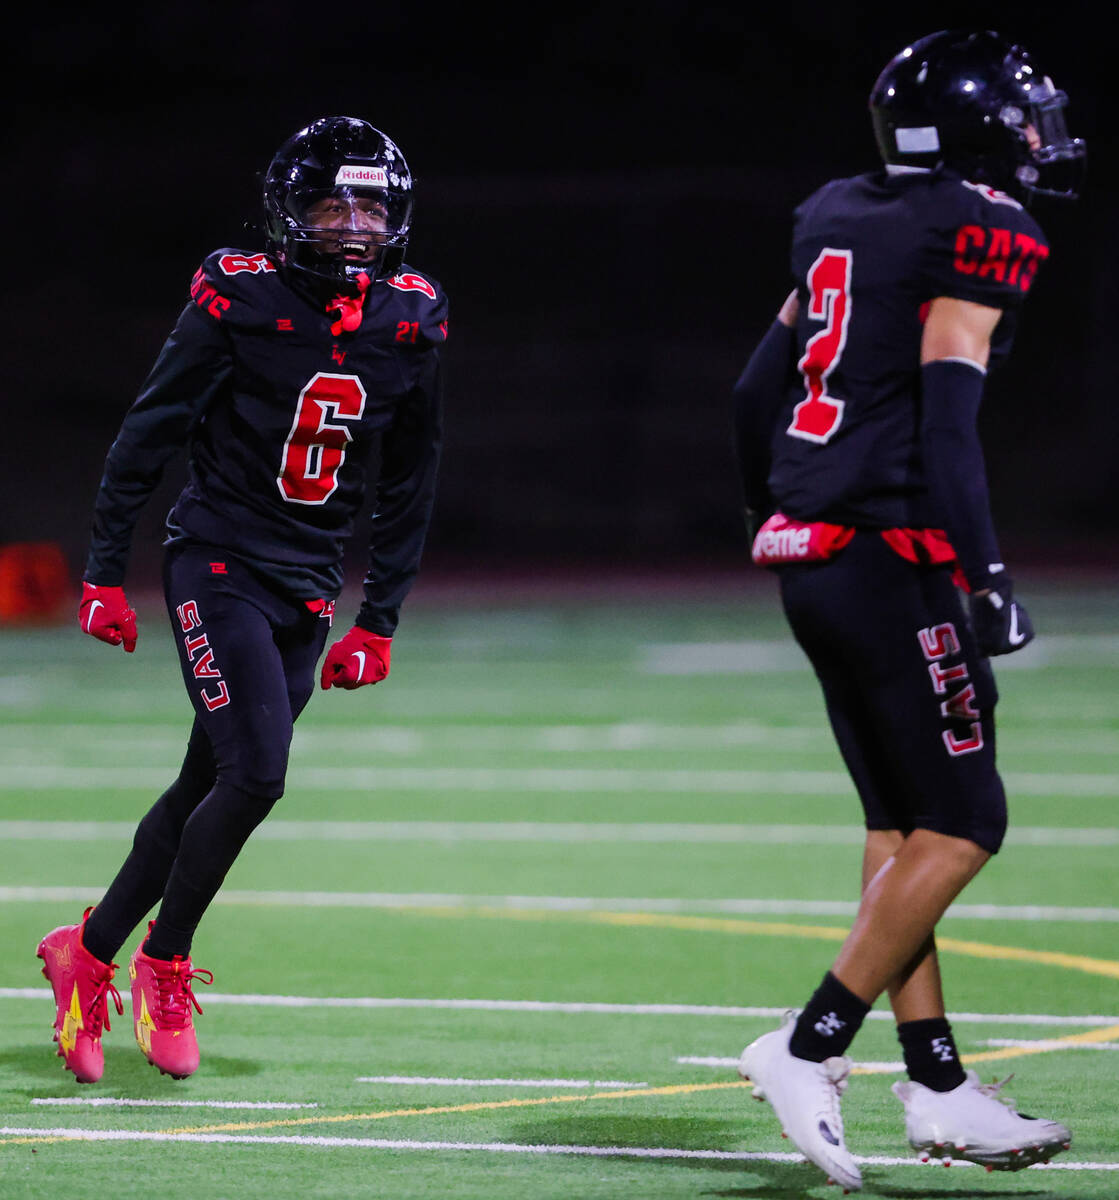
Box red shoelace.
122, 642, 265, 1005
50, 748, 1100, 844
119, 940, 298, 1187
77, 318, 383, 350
149, 958, 215, 1030
85, 967, 124, 1037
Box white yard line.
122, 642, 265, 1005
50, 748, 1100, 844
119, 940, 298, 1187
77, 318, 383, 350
2, 765, 1117, 794
0, 721, 825, 753
354, 1076, 647, 1088
2, 988, 1114, 1025
2, 819, 1115, 848
642, 634, 1119, 674
2, 719, 1117, 755
0, 1127, 1116, 1170
30, 1098, 317, 1109
2, 883, 1115, 922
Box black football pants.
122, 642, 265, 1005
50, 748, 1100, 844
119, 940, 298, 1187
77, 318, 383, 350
776, 532, 1007, 854
84, 545, 332, 961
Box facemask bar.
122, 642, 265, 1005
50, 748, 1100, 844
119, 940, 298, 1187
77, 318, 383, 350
285, 188, 412, 237
1001, 78, 1086, 198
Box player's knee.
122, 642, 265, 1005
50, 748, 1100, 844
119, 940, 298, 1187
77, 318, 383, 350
215, 728, 291, 800
962, 777, 1007, 855
219, 765, 286, 801
135, 805, 182, 858
220, 780, 281, 832
215, 748, 288, 801
973, 799, 1007, 856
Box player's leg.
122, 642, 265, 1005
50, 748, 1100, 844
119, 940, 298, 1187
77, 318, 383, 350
37, 583, 221, 1082
80, 719, 216, 966
778, 535, 1069, 1168
861, 829, 969, 1097
737, 563, 887, 1190
813, 585, 970, 1080
862, 831, 942, 1019
742, 536, 993, 1188
833, 829, 988, 1004
37, 722, 216, 1083
127, 548, 308, 1076
143, 549, 321, 956
773, 542, 1000, 1070
796, 663, 967, 1070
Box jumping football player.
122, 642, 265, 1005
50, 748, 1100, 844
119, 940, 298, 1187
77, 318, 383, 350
732, 31, 1085, 1190
37, 116, 447, 1083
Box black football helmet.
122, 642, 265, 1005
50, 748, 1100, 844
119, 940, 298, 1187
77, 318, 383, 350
869, 30, 1085, 201
262, 116, 413, 287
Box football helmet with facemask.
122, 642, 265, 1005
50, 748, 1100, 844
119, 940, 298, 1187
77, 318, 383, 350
869, 30, 1085, 202
262, 116, 413, 288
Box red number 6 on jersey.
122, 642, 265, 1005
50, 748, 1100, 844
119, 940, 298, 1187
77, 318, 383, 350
788, 248, 852, 444
277, 373, 367, 505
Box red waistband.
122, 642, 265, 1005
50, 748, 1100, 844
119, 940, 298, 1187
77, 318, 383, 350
753, 515, 967, 588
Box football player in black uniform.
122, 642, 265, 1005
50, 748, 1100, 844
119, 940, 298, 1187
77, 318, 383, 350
37, 116, 448, 1083
733, 32, 1085, 1190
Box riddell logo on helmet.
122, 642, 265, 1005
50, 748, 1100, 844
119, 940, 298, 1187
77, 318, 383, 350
336, 165, 388, 187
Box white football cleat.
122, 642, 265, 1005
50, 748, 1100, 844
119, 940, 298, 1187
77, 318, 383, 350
892, 1070, 1072, 1170
739, 1015, 862, 1192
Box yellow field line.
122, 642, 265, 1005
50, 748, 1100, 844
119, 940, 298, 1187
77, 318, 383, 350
935, 935, 1119, 981
442, 904, 1119, 982
960, 1022, 1119, 1066
163, 1080, 751, 1136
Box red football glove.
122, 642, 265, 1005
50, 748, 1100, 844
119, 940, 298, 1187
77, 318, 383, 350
79, 582, 138, 653
320, 626, 392, 690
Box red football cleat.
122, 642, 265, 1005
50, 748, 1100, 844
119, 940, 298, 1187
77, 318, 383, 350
128, 930, 213, 1079
36, 908, 124, 1084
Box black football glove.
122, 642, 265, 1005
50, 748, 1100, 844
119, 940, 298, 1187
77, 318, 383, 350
969, 575, 1034, 657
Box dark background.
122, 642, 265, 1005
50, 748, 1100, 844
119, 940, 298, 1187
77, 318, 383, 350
5, 4, 1115, 598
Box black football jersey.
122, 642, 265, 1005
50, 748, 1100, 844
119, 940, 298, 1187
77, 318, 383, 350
767, 167, 1048, 529
85, 249, 448, 635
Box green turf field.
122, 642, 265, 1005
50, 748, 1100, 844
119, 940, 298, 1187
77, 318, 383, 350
2, 576, 1117, 1198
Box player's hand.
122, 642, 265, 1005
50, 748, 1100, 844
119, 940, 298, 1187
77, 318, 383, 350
969, 576, 1034, 656
320, 626, 392, 690
79, 582, 138, 652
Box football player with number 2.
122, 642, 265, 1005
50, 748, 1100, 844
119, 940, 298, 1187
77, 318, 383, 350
37, 117, 447, 1083
732, 31, 1085, 1191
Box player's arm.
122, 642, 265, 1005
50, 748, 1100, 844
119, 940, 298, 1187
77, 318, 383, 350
920, 296, 1033, 654
81, 304, 232, 652
321, 353, 443, 691
731, 290, 799, 539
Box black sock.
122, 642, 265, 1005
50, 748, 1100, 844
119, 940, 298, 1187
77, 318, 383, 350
897, 1017, 967, 1092
142, 919, 195, 962
789, 972, 871, 1062
77, 915, 116, 967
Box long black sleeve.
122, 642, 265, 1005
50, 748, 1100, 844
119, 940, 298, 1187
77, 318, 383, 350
731, 319, 797, 517
355, 350, 444, 635
84, 305, 232, 584
920, 358, 1003, 592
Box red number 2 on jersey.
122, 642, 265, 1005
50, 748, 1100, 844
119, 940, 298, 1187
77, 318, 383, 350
277, 373, 367, 505
787, 248, 852, 444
